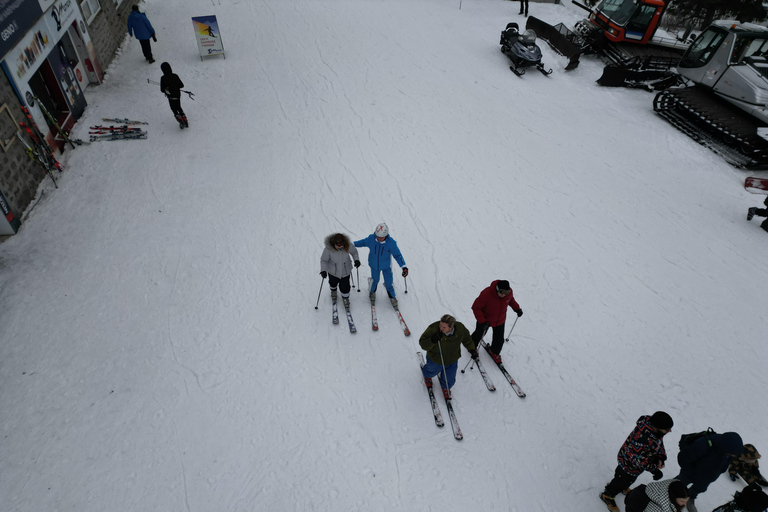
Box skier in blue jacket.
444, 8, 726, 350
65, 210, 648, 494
127, 5, 156, 63
354, 223, 408, 308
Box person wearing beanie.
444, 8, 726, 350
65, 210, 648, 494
419, 314, 477, 400
675, 431, 744, 512
159, 62, 188, 128
601, 412, 673, 512
127, 5, 157, 63
625, 479, 690, 512
469, 279, 523, 363
319, 233, 360, 310
353, 223, 407, 309
729, 444, 768, 487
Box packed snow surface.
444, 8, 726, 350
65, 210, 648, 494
1, 1, 767, 511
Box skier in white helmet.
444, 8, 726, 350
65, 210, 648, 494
353, 223, 408, 308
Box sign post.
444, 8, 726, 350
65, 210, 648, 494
192, 16, 225, 61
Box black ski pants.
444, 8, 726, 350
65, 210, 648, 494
329, 274, 351, 296
604, 466, 639, 498
519, 0, 528, 15
139, 39, 153, 60
471, 322, 506, 355
167, 97, 185, 118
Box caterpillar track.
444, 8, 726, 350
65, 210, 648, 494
654, 87, 768, 170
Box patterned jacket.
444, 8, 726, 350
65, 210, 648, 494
729, 444, 764, 485
617, 415, 667, 476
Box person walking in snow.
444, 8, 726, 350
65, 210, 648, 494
127, 5, 156, 64
674, 431, 743, 512
160, 62, 188, 128
320, 233, 360, 309
519, 0, 529, 16
729, 444, 768, 487
470, 279, 522, 363
600, 412, 674, 512
747, 196, 768, 232
624, 479, 690, 512
353, 223, 407, 309
419, 314, 477, 399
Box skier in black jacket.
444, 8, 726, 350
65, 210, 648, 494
159, 62, 188, 128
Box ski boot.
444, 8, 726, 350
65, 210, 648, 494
441, 386, 451, 400
389, 296, 398, 309
424, 377, 433, 388
342, 297, 350, 309
330, 289, 337, 303
369, 292, 375, 304
182, 116, 189, 128
175, 114, 186, 129
600, 493, 619, 512
748, 207, 757, 221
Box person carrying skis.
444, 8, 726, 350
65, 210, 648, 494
674, 431, 744, 512
747, 196, 768, 232
624, 479, 690, 512
353, 223, 407, 309
127, 5, 156, 63
320, 233, 360, 308
729, 444, 768, 487
601, 412, 674, 512
160, 62, 188, 128
419, 314, 477, 399
470, 279, 522, 363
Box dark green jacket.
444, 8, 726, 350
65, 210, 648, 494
419, 321, 475, 366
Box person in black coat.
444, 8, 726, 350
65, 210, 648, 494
674, 431, 743, 512
747, 195, 768, 232
519, 0, 528, 16
159, 62, 188, 128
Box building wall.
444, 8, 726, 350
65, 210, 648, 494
0, 0, 141, 226
0, 80, 47, 222
83, 0, 141, 73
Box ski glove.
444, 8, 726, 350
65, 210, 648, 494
515, 309, 523, 317
152, 34, 157, 42
401, 267, 408, 277
354, 260, 361, 268
430, 331, 444, 344
480, 322, 491, 333
652, 469, 663, 481
469, 349, 479, 360
730, 474, 738, 482
320, 271, 327, 279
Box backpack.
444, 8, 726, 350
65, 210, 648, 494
734, 484, 768, 512
679, 427, 716, 449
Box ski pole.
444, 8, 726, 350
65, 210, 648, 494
437, 338, 450, 398
357, 267, 360, 292
350, 269, 355, 290
147, 79, 196, 100
460, 357, 474, 374
314, 276, 326, 309
505, 316, 519, 341
404, 275, 408, 294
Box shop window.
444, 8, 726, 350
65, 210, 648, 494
80, 0, 101, 24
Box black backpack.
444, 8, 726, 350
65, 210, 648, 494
679, 427, 716, 449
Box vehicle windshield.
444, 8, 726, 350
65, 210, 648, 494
595, 0, 638, 26
731, 34, 768, 64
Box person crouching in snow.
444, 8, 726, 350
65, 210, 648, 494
624, 479, 690, 512
729, 444, 768, 487
320, 233, 360, 309
160, 62, 188, 128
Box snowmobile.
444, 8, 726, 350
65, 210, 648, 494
653, 21, 768, 169
500, 23, 552, 77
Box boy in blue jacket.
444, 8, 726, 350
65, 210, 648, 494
127, 5, 156, 63
354, 223, 408, 308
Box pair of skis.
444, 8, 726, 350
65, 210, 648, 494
368, 278, 410, 336
89, 124, 147, 142
418, 352, 462, 440
332, 299, 356, 333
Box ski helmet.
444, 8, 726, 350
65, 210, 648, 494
375, 223, 389, 238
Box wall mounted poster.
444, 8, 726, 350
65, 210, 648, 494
192, 15, 224, 60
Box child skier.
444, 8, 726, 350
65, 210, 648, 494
159, 62, 188, 128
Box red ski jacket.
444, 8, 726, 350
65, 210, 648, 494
471, 280, 521, 327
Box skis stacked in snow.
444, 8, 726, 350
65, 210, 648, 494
102, 118, 148, 125
18, 106, 63, 187
89, 125, 147, 142
418, 352, 444, 428
480, 341, 526, 398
